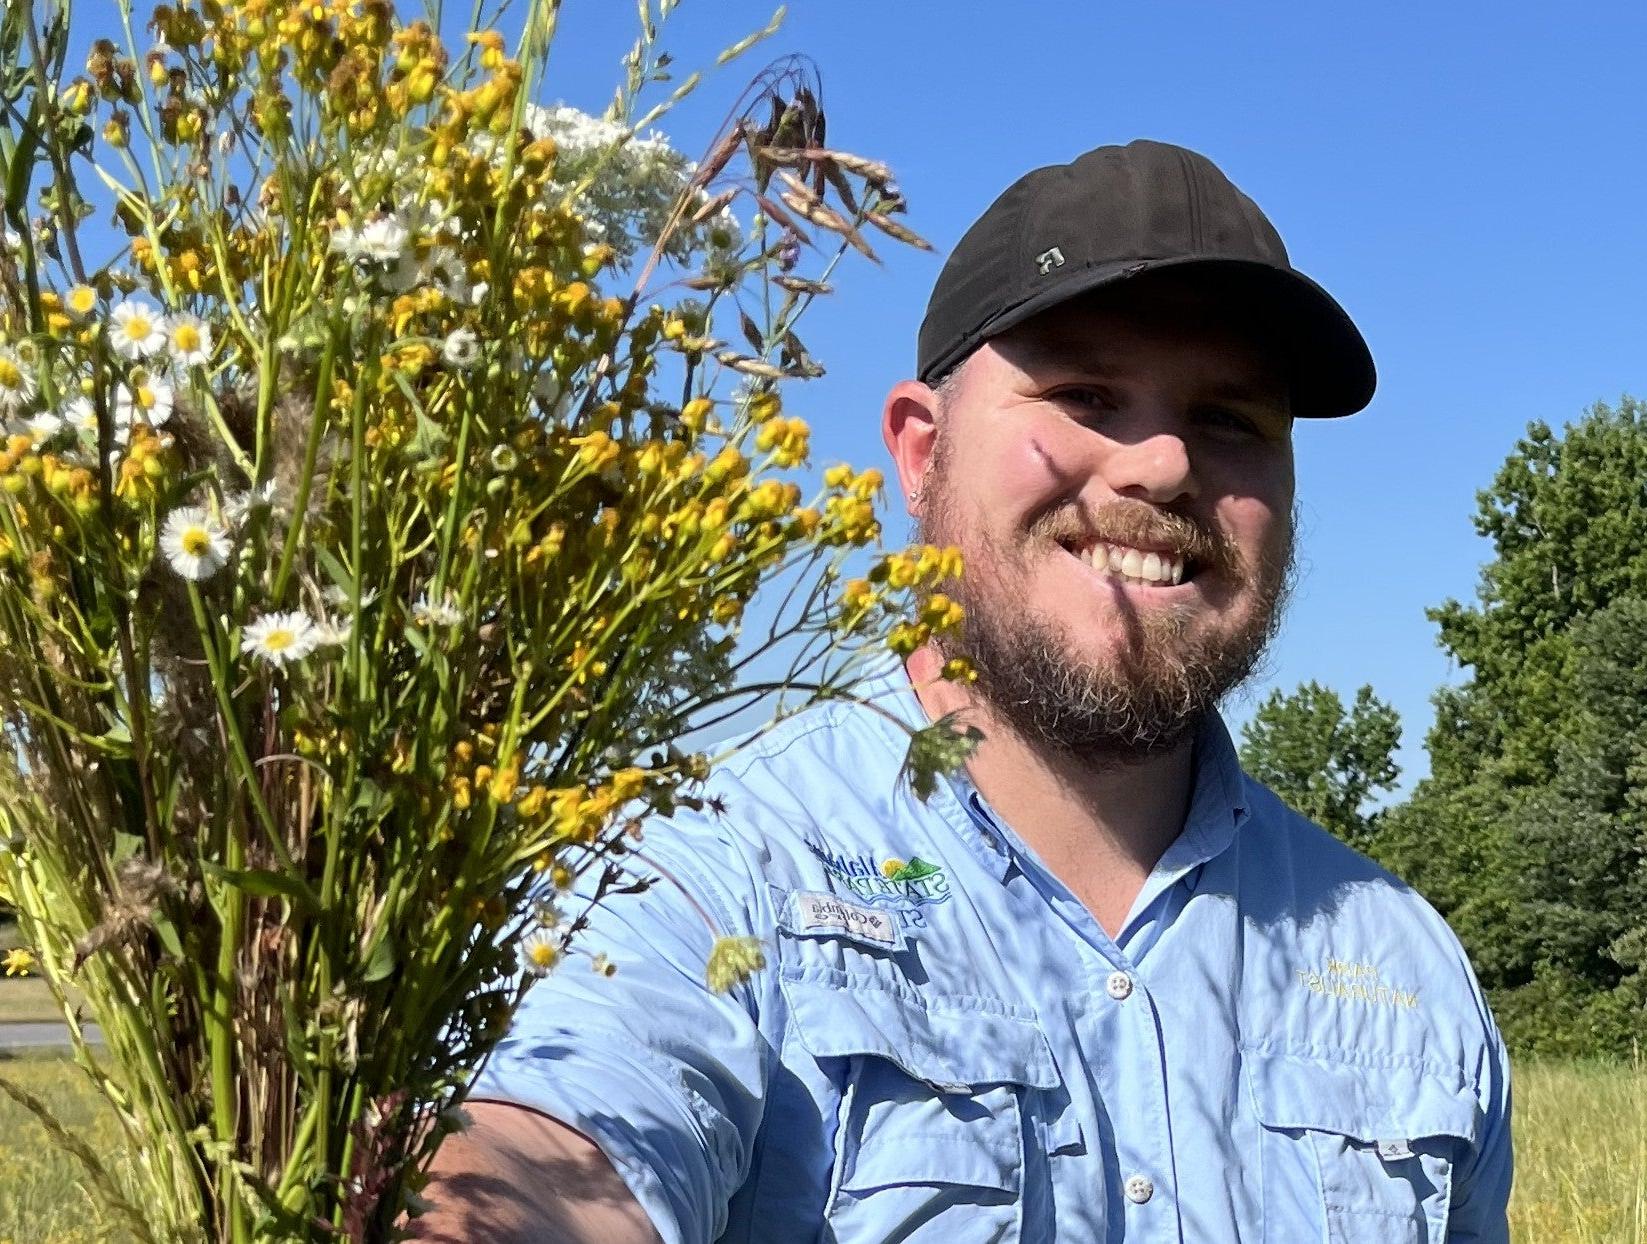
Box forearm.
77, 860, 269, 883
407, 1101, 663, 1244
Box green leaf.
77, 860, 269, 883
898, 714, 982, 802
150, 912, 185, 960
201, 863, 318, 911
361, 936, 396, 983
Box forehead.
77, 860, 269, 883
971, 273, 1291, 397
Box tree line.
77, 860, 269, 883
1240, 397, 1647, 1057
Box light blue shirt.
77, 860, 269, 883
474, 660, 1512, 1243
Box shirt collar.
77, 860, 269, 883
850, 660, 1251, 884
851, 657, 1017, 881
940, 705, 1251, 887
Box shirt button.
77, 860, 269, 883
1124, 1174, 1154, 1204
1106, 970, 1134, 1001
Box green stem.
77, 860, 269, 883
270, 320, 342, 604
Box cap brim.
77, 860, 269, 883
921, 255, 1376, 419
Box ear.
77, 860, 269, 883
881, 379, 942, 517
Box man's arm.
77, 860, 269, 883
407, 1100, 662, 1244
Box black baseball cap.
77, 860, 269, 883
916, 139, 1376, 418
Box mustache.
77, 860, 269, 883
1041, 501, 1241, 574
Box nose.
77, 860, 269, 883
1098, 430, 1198, 506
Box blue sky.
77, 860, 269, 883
530, 0, 1647, 787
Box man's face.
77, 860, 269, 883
912, 276, 1297, 761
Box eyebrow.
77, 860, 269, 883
1012, 341, 1286, 406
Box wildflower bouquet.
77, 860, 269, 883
0, 1, 973, 1239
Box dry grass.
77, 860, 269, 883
1509, 1055, 1647, 1243
0, 1054, 1640, 1241
0, 1054, 125, 1244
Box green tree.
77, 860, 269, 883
1384, 398, 1647, 1055
1427, 396, 1647, 785
1239, 681, 1401, 850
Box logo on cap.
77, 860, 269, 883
1035, 246, 1065, 275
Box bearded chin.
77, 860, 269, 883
920, 523, 1294, 765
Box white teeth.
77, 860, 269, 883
1071, 541, 1190, 586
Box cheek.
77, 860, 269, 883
1203, 448, 1293, 543
948, 430, 1074, 530
1216, 492, 1290, 568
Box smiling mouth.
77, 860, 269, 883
1057, 538, 1195, 587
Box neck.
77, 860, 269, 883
905, 645, 1198, 935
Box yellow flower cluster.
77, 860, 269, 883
754, 416, 810, 469
821, 464, 884, 546
830, 544, 973, 670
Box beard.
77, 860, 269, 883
915, 451, 1294, 764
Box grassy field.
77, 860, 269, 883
0, 1054, 1642, 1241
1, 926, 86, 1024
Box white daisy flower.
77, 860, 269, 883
64, 284, 99, 319
328, 223, 362, 261
397, 198, 457, 242
355, 215, 408, 264
159, 506, 231, 580
396, 244, 471, 300
24, 412, 63, 443
166, 312, 212, 366
223, 482, 274, 529
518, 931, 561, 977
311, 614, 352, 648
322, 583, 380, 611
441, 327, 480, 369
109, 299, 168, 360
411, 591, 464, 627
63, 394, 99, 437
116, 372, 174, 427
0, 346, 36, 412
241, 610, 320, 668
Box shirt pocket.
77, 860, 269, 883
782, 968, 1063, 1244
1244, 1046, 1480, 1244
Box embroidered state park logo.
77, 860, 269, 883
804, 842, 951, 926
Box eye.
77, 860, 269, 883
1194, 405, 1263, 438
1047, 386, 1116, 414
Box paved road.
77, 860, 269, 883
0, 1021, 101, 1050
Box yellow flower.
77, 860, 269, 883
705, 935, 765, 994
880, 857, 906, 879
3, 947, 36, 977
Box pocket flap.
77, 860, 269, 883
1244, 1046, 1480, 1146
782, 967, 1058, 1091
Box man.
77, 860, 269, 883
414, 140, 1512, 1242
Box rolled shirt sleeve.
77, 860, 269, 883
469, 815, 770, 1244
1446, 1015, 1514, 1243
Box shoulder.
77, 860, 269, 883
1233, 775, 1501, 1059
634, 690, 917, 910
